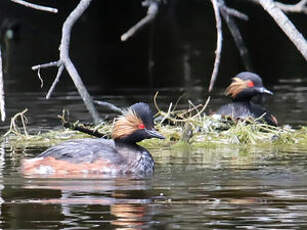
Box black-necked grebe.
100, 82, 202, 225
216, 72, 278, 126
22, 102, 165, 176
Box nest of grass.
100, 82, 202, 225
152, 94, 307, 147
2, 98, 307, 150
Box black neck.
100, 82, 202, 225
114, 138, 138, 146
232, 96, 252, 102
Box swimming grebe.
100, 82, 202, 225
22, 102, 165, 176
216, 72, 278, 126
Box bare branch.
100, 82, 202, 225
63, 121, 104, 138
11, 0, 58, 14
32, 61, 59, 70
32, 0, 102, 124
121, 0, 160, 41
275, 0, 307, 14
0, 46, 5, 121
60, 0, 100, 124
257, 0, 307, 61
94, 101, 123, 114
220, 0, 252, 71
208, 0, 223, 92
46, 64, 64, 99
221, 5, 249, 20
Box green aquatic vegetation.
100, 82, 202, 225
152, 97, 307, 147
2, 108, 307, 150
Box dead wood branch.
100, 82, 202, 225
121, 0, 160, 41
220, 1, 252, 71
32, 61, 59, 70
246, 0, 307, 60
275, 0, 307, 14
32, 0, 101, 124
221, 5, 249, 20
208, 0, 253, 92
0, 46, 5, 121
63, 121, 104, 138
257, 0, 307, 61
11, 0, 58, 13
208, 0, 223, 93
46, 64, 64, 99
94, 101, 123, 114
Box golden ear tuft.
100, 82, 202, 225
111, 109, 143, 140
225, 77, 250, 98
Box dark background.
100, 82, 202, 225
0, 0, 306, 93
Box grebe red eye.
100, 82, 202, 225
247, 81, 254, 88
138, 123, 145, 129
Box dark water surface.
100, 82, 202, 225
1, 81, 307, 229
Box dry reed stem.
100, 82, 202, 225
3, 109, 29, 137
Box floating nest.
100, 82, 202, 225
2, 98, 307, 150
152, 96, 307, 147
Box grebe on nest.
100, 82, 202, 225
22, 102, 165, 176
216, 72, 277, 126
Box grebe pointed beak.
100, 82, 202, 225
257, 87, 273, 95
145, 129, 165, 139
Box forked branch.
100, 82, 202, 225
32, 0, 101, 124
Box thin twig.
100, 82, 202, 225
3, 109, 28, 137
20, 111, 28, 136
153, 91, 211, 123
188, 96, 210, 121
209, 0, 223, 92
159, 102, 173, 125
0, 46, 5, 121
153, 91, 161, 114
121, 0, 160, 41
172, 94, 185, 112
11, 0, 58, 14
179, 104, 203, 118
37, 68, 43, 88
162, 97, 210, 123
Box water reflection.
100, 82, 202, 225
0, 140, 307, 229
1, 86, 307, 229
9, 174, 156, 229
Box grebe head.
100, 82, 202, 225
112, 102, 165, 143
225, 72, 273, 101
